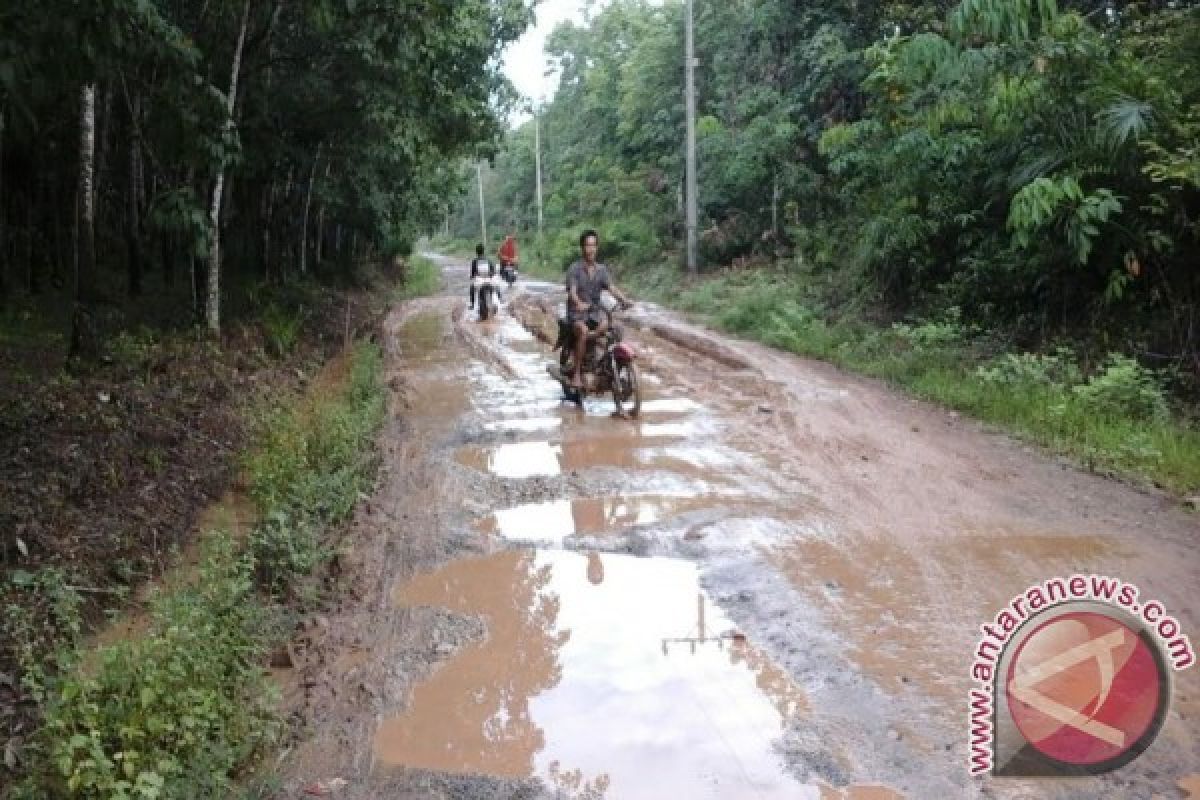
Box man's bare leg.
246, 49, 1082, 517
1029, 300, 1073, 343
571, 321, 588, 388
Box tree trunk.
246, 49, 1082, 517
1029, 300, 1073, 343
161, 229, 175, 288
314, 161, 330, 267
0, 108, 6, 303
205, 0, 251, 335
70, 83, 99, 360
94, 82, 113, 209
300, 142, 321, 276
25, 183, 35, 294
126, 94, 143, 296
261, 174, 275, 281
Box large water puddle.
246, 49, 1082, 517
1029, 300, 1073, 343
476, 493, 736, 544
455, 436, 741, 479
456, 440, 563, 478
374, 549, 812, 798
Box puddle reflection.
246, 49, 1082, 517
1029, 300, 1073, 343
376, 550, 811, 798
478, 494, 728, 543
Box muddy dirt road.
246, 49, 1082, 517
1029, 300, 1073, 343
275, 256, 1199, 799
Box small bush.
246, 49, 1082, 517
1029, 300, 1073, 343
3, 567, 85, 704
890, 308, 970, 349
108, 328, 159, 371
397, 255, 440, 300
976, 348, 1082, 389
251, 511, 325, 597
17, 534, 280, 800
261, 303, 304, 358
1072, 354, 1170, 422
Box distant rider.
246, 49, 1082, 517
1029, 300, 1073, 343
498, 233, 518, 271
468, 244, 494, 309
565, 229, 631, 390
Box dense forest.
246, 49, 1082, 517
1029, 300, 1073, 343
0, 0, 531, 352
457, 0, 1200, 391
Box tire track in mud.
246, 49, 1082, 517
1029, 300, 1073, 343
273, 257, 1199, 800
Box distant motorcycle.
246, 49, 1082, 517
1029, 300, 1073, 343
474, 274, 502, 321
548, 294, 641, 417
499, 261, 519, 287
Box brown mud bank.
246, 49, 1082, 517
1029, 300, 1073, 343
273, 256, 1198, 799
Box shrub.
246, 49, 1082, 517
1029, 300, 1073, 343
976, 348, 1083, 389
3, 568, 85, 704
17, 534, 280, 800
261, 303, 304, 358
1072, 354, 1170, 421
890, 307, 971, 349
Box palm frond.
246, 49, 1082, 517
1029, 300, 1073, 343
1095, 94, 1155, 151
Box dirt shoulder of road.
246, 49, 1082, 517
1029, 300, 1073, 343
0, 272, 395, 776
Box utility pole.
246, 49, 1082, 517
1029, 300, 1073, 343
476, 161, 487, 247
534, 109, 544, 251
684, 0, 698, 275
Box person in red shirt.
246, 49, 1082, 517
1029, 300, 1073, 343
497, 233, 518, 268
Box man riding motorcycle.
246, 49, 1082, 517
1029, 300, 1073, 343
468, 243, 494, 310
498, 233, 519, 286
565, 229, 632, 390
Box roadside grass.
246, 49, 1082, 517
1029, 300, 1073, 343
396, 254, 441, 301
625, 265, 1200, 495
9, 342, 386, 799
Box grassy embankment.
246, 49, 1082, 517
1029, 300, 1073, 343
4, 260, 441, 798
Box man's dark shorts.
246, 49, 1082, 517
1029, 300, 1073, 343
568, 308, 604, 330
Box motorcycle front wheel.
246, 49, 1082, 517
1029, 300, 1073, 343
612, 361, 641, 418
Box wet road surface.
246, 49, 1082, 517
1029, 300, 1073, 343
276, 255, 1200, 800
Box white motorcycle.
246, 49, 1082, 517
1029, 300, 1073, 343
473, 274, 502, 321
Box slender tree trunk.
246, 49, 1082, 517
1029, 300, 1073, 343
161, 230, 174, 287
0, 108, 6, 303
126, 94, 143, 296
53, 186, 66, 289
94, 82, 113, 209
314, 160, 331, 266
206, 0, 251, 335
187, 167, 200, 316
261, 174, 275, 281
300, 142, 321, 277
279, 164, 294, 279
70, 83, 98, 360
25, 182, 35, 293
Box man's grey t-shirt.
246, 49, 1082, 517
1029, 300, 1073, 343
565, 260, 612, 312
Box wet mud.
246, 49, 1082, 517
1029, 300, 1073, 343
273, 255, 1199, 800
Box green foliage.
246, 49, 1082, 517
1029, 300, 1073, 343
261, 304, 304, 359
246, 343, 384, 599
15, 533, 280, 800
891, 308, 972, 348
11, 341, 386, 795
1072, 354, 1170, 422
3, 568, 85, 704
976, 348, 1082, 389
469, 0, 1200, 385
397, 255, 441, 301
108, 329, 159, 371
623, 262, 1200, 492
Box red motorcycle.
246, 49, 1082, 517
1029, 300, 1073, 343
548, 299, 641, 417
